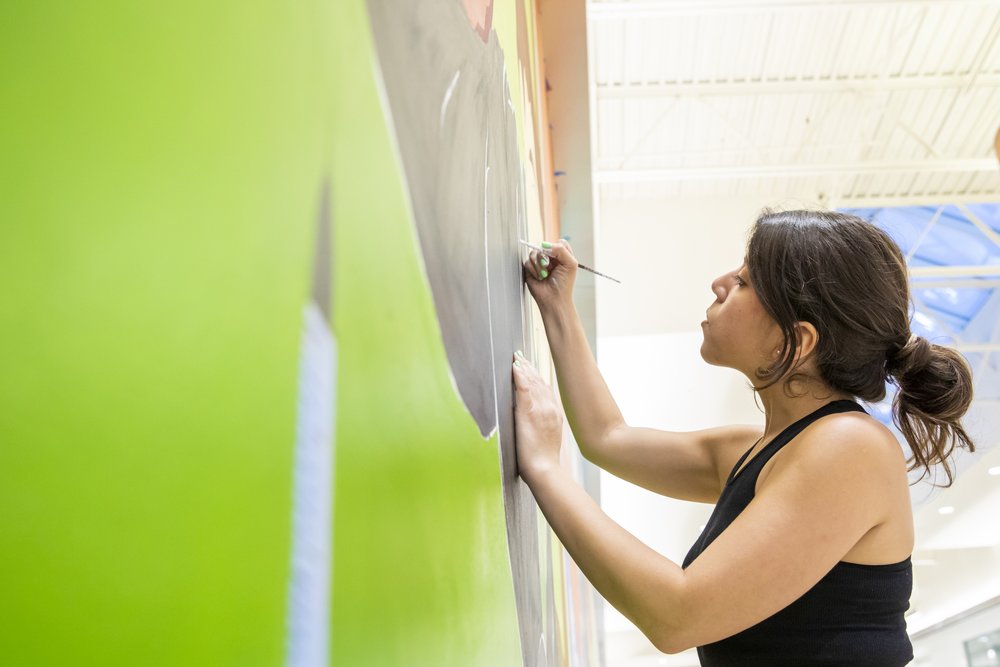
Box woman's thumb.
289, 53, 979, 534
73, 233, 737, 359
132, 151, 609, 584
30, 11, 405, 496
543, 241, 578, 268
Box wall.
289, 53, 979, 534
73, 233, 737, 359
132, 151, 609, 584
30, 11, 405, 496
911, 600, 1000, 667
594, 193, 816, 338
597, 332, 768, 667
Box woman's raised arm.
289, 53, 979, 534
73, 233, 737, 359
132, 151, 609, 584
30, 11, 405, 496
523, 240, 756, 502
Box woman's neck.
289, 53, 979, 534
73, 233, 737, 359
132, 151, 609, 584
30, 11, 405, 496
755, 384, 855, 442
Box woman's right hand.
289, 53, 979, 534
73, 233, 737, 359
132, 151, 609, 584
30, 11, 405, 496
523, 239, 579, 311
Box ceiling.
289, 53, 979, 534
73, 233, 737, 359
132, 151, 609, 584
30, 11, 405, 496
588, 0, 1000, 208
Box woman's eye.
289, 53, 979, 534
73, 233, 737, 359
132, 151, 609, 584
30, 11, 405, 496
733, 275, 745, 286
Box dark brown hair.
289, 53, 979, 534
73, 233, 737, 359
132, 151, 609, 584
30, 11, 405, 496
745, 209, 975, 487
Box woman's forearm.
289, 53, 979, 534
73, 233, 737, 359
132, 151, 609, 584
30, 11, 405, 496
539, 300, 627, 457
525, 465, 685, 652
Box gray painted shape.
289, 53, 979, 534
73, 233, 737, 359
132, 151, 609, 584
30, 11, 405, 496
365, 1, 546, 664
366, 0, 504, 441
311, 182, 331, 321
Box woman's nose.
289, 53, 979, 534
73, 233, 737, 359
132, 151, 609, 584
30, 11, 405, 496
711, 276, 727, 301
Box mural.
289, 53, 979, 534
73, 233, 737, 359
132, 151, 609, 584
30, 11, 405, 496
363, 0, 550, 663
330, 1, 525, 664
0, 1, 598, 666
365, 0, 523, 441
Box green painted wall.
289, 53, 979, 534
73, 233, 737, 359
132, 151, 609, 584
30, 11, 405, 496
1, 1, 521, 665
329, 1, 522, 665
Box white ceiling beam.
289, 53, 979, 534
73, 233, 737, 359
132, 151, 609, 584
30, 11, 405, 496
909, 266, 1000, 278
955, 343, 1000, 352
910, 280, 1000, 289
597, 142, 875, 163
589, 0, 1000, 20
837, 192, 1000, 208
595, 73, 1000, 98
957, 203, 1000, 249
593, 159, 998, 183
905, 206, 944, 262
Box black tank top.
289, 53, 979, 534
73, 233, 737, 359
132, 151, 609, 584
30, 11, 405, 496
682, 399, 913, 666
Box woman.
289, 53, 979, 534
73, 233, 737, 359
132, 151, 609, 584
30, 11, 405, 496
512, 209, 975, 666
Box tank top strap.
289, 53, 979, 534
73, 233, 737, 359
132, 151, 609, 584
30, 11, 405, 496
727, 399, 866, 487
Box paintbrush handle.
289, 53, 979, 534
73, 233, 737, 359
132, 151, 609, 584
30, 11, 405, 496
518, 240, 622, 284
576, 262, 622, 284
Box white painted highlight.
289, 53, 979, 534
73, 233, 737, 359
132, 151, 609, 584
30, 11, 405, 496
439, 70, 461, 129
285, 302, 335, 667
482, 127, 500, 438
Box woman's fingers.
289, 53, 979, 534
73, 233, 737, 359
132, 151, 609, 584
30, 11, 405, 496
525, 249, 559, 282
523, 241, 577, 286
542, 240, 578, 270
512, 352, 561, 425
523, 252, 540, 280
513, 350, 538, 377
532, 250, 546, 277
523, 251, 552, 281
538, 252, 551, 279
513, 349, 530, 370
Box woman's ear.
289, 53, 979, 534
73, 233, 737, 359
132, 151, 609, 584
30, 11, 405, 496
769, 322, 819, 367
789, 321, 820, 369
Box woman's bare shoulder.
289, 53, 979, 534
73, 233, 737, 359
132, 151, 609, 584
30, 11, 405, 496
767, 411, 907, 492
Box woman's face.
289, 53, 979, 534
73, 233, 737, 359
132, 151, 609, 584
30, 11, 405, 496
700, 261, 783, 378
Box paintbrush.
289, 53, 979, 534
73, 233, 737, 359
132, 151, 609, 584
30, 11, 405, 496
519, 240, 622, 284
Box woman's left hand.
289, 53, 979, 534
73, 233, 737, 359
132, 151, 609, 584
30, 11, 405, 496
512, 351, 564, 485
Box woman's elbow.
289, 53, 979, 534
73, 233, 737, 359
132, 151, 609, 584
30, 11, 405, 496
651, 634, 691, 656
644, 621, 692, 655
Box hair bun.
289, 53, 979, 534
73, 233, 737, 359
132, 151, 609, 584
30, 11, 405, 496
887, 334, 932, 377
